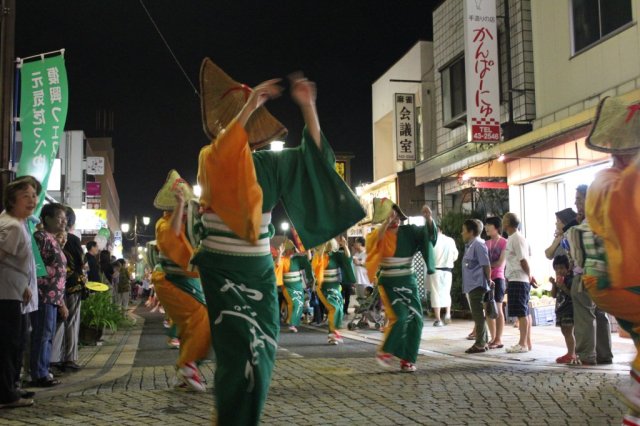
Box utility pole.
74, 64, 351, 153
0, 0, 15, 209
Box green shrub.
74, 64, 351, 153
80, 291, 127, 331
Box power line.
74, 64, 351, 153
138, 0, 200, 98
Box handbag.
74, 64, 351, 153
485, 289, 499, 319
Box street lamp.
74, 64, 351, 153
280, 222, 290, 236
193, 184, 202, 197
270, 140, 285, 151
121, 215, 152, 253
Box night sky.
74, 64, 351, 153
16, 1, 437, 227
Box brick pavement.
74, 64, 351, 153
0, 306, 634, 425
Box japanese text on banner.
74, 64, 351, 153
464, 0, 501, 143
17, 54, 69, 214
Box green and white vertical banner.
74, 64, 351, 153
16, 51, 69, 277
16, 52, 69, 215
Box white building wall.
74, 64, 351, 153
371, 41, 435, 182
531, 0, 640, 129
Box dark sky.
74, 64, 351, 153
16, 1, 437, 226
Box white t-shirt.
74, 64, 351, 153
505, 231, 531, 283
433, 233, 459, 268
352, 251, 371, 286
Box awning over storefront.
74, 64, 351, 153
415, 88, 640, 185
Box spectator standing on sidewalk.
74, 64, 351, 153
51, 206, 85, 373
115, 259, 131, 312
503, 212, 533, 354
485, 217, 507, 349
0, 177, 40, 408
566, 184, 613, 366
461, 219, 492, 354
85, 241, 100, 283
428, 227, 458, 327
30, 203, 69, 387
550, 255, 576, 364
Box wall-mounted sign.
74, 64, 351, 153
464, 0, 501, 143
335, 161, 346, 180
86, 156, 105, 175
75, 208, 108, 232
86, 181, 101, 196
394, 93, 417, 161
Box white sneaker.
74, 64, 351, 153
176, 362, 206, 392
376, 352, 394, 369
506, 344, 529, 354
327, 333, 339, 345
333, 331, 344, 343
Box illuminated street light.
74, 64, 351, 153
121, 223, 130, 233
142, 216, 150, 226
280, 222, 290, 232
193, 184, 202, 197
270, 140, 285, 151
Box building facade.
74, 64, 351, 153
358, 41, 436, 229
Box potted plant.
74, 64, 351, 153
79, 291, 126, 345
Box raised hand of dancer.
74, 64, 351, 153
238, 79, 283, 127
289, 72, 321, 148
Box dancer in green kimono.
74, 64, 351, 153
192, 62, 365, 426
276, 240, 314, 333
313, 237, 356, 345
366, 198, 437, 372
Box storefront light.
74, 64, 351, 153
497, 153, 506, 162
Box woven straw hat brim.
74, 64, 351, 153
200, 58, 287, 150
371, 198, 408, 224
153, 170, 195, 210
586, 96, 640, 154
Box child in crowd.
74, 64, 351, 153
550, 255, 575, 363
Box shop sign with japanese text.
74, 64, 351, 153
394, 93, 416, 160
17, 53, 69, 213
464, 0, 501, 143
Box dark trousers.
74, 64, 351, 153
30, 303, 57, 380
0, 300, 22, 404
342, 283, 354, 315
14, 313, 29, 385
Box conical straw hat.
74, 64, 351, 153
371, 197, 407, 224
153, 170, 195, 210
200, 58, 287, 150
586, 96, 640, 154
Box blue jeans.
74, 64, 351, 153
30, 303, 58, 380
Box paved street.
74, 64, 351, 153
0, 303, 635, 425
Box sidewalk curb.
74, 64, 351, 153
33, 310, 145, 399
301, 321, 631, 376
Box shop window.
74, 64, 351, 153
441, 56, 466, 128
571, 0, 633, 53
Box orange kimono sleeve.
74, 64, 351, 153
155, 216, 194, 272
197, 119, 263, 244
274, 258, 284, 287
586, 165, 640, 289
312, 254, 328, 287
365, 227, 397, 283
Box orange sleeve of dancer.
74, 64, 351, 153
365, 227, 397, 283
312, 253, 328, 287
155, 215, 194, 273
197, 119, 263, 244
586, 164, 640, 289
274, 257, 290, 287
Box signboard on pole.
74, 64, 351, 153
16, 53, 69, 214
464, 0, 501, 143
394, 93, 417, 161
